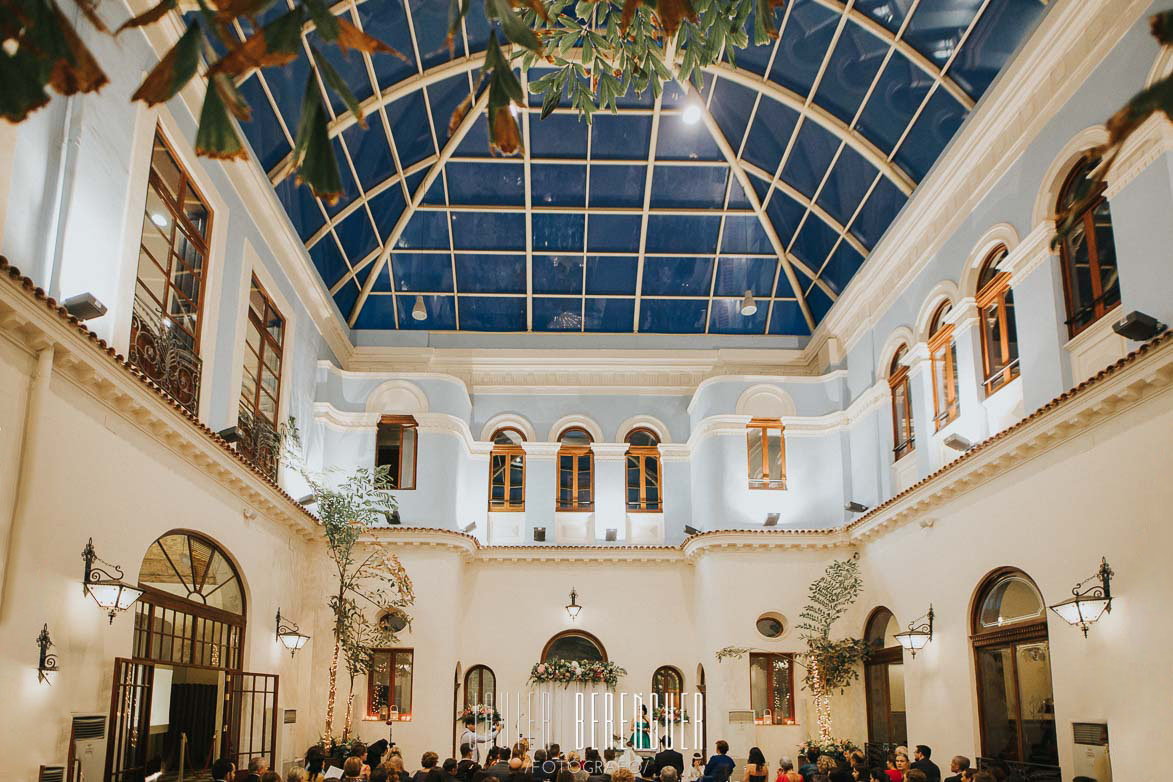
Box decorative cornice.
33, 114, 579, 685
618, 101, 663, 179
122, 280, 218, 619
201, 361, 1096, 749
1104, 113, 1173, 199
590, 443, 630, 460
1000, 221, 1057, 288
521, 442, 561, 459
313, 402, 380, 430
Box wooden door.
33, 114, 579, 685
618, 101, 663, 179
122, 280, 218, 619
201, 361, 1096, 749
106, 658, 155, 781
222, 672, 279, 772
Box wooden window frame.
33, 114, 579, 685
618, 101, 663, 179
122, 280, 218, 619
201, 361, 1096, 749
976, 256, 1020, 397
540, 630, 608, 663
928, 305, 960, 431
136, 128, 214, 353
745, 418, 786, 490
556, 427, 594, 511
240, 275, 285, 426
888, 347, 915, 461
1057, 163, 1118, 338
624, 428, 662, 513
464, 664, 496, 709
652, 666, 683, 710
748, 652, 796, 725
367, 648, 414, 720
376, 415, 419, 490
488, 427, 526, 511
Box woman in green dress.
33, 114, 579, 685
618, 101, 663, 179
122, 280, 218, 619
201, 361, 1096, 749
628, 704, 653, 750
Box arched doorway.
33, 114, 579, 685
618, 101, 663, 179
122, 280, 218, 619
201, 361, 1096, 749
696, 663, 707, 754
452, 662, 462, 758
971, 569, 1059, 777
541, 630, 607, 662
863, 608, 907, 764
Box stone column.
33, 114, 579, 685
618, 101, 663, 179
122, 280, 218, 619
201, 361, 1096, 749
590, 442, 629, 541
902, 342, 935, 479
521, 441, 559, 543
947, 298, 990, 443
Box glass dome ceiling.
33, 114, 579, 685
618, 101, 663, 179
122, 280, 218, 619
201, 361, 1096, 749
236, 0, 1046, 336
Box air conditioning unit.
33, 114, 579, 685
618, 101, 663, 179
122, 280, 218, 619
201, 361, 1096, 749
68, 714, 107, 782
725, 710, 755, 766
1072, 722, 1111, 782
39, 767, 65, 782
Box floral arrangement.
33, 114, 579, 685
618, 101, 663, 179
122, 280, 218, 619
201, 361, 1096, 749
529, 659, 626, 688
653, 706, 689, 724
799, 738, 860, 763
457, 704, 502, 724
317, 734, 361, 766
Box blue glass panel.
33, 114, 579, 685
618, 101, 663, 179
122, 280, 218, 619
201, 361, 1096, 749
462, 6, 491, 55
819, 242, 864, 295
735, 8, 779, 75
615, 80, 655, 108
714, 256, 776, 297
639, 299, 707, 333
396, 294, 456, 330
533, 213, 585, 252
455, 255, 525, 293
342, 120, 396, 191
530, 113, 588, 157
584, 297, 634, 332
355, 0, 415, 87
780, 121, 839, 198
585, 256, 638, 294
773, 268, 796, 298
446, 162, 525, 205
816, 144, 877, 226
850, 175, 907, 247
391, 252, 453, 292
805, 281, 834, 325
769, 1, 839, 97
533, 255, 584, 294
750, 174, 771, 203
396, 209, 449, 249
409, 0, 460, 69
455, 114, 490, 157
370, 262, 394, 292
353, 294, 397, 329
422, 174, 445, 205
764, 190, 808, 247
333, 280, 360, 321
893, 87, 965, 181
308, 29, 373, 115
368, 185, 407, 240
263, 52, 310, 134
709, 77, 757, 149
904, 0, 982, 67
405, 170, 426, 195
645, 215, 721, 254
650, 166, 727, 209
310, 237, 351, 289
275, 177, 325, 242
856, 52, 933, 154
641, 257, 714, 296
589, 165, 646, 208
335, 209, 379, 263
721, 215, 773, 254
325, 138, 360, 216
591, 114, 651, 159
791, 216, 840, 269
237, 76, 290, 172
855, 0, 914, 32
427, 75, 473, 151
814, 21, 889, 124
533, 164, 586, 207
660, 80, 689, 109
458, 296, 526, 330
533, 297, 583, 331
586, 215, 641, 252
450, 212, 525, 250
767, 300, 810, 335
742, 97, 799, 175
709, 298, 768, 334
387, 91, 434, 168
656, 112, 724, 161
727, 175, 753, 209
949, 0, 1045, 99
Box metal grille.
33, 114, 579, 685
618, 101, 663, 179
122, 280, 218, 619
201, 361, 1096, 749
235, 402, 281, 481
133, 599, 242, 671
71, 714, 106, 740
1073, 722, 1109, 746
38, 767, 65, 782
128, 295, 203, 416
106, 659, 154, 782
223, 672, 279, 772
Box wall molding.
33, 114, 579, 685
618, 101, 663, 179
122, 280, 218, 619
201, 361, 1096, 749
1104, 113, 1173, 199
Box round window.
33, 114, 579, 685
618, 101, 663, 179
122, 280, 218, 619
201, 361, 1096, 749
756, 612, 786, 639
379, 609, 409, 633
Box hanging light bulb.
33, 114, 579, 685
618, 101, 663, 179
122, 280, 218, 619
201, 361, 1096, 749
682, 102, 702, 125
740, 289, 758, 316
411, 295, 427, 321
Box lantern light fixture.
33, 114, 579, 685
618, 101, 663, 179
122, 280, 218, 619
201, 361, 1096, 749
565, 587, 582, 620
682, 102, 702, 125
1049, 557, 1114, 637
740, 290, 758, 317
82, 538, 143, 624
275, 608, 310, 656
894, 605, 934, 658
36, 624, 58, 684
411, 295, 427, 321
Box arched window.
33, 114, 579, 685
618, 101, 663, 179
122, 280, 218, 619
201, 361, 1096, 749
464, 665, 496, 709
971, 570, 1058, 773
746, 419, 786, 489
976, 247, 1020, 395
863, 608, 908, 751
557, 427, 594, 511
541, 630, 607, 663
625, 428, 662, 512
1057, 156, 1119, 338
928, 302, 960, 430
888, 344, 915, 461
652, 666, 683, 710
489, 427, 526, 511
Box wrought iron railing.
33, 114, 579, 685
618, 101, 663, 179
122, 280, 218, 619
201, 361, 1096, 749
977, 758, 1062, 782
234, 403, 281, 482
128, 296, 202, 417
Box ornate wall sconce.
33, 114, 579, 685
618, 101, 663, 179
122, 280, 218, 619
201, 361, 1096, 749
82, 538, 143, 624
894, 605, 934, 658
1049, 557, 1114, 637
565, 587, 582, 620
276, 608, 310, 656
36, 624, 58, 684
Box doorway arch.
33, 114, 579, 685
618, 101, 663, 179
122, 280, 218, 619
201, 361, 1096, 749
863, 607, 907, 762
541, 630, 607, 662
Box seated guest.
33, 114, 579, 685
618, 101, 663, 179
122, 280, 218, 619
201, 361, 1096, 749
611, 770, 635, 782
893, 754, 910, 781
797, 754, 816, 782
584, 748, 603, 777
811, 756, 834, 782
288, 769, 309, 782
775, 757, 799, 782
415, 753, 441, 782
905, 772, 927, 782
213, 759, 236, 782
911, 747, 939, 782
685, 754, 704, 782
548, 746, 563, 763
603, 749, 621, 778
483, 748, 513, 782
261, 773, 281, 782
343, 758, 365, 782
826, 770, 851, 782
653, 739, 683, 780
659, 767, 679, 782
387, 755, 412, 782
944, 757, 969, 782
532, 750, 551, 782
246, 757, 270, 782
868, 773, 887, 782
702, 741, 735, 782
445, 759, 460, 778
305, 747, 326, 782
742, 748, 767, 782
638, 758, 658, 782
460, 745, 484, 782
372, 769, 389, 782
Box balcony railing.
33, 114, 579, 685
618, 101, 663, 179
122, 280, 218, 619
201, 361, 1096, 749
129, 296, 202, 417
235, 403, 281, 482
